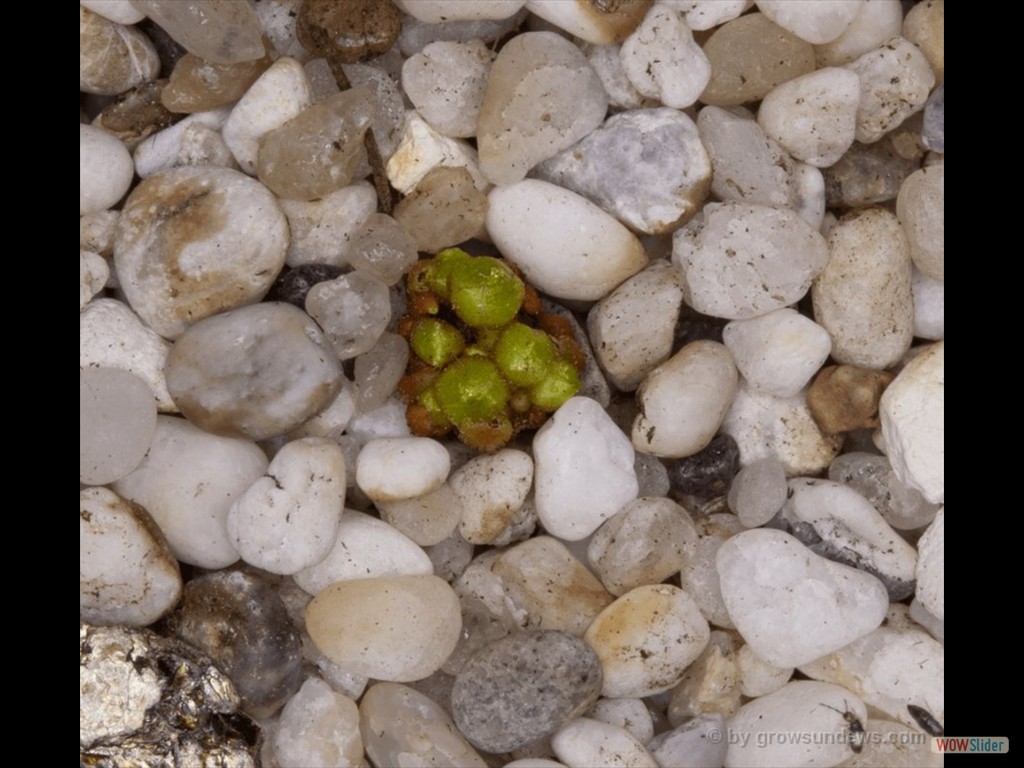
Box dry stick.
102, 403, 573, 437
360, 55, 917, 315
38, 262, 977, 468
324, 54, 394, 215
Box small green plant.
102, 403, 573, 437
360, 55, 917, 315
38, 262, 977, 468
398, 248, 584, 451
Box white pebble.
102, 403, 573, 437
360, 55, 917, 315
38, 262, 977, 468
80, 125, 134, 215
679, 513, 744, 629
586, 698, 654, 745
533, 397, 638, 541
80, 367, 157, 486
815, 0, 903, 66
80, 487, 181, 626
222, 57, 312, 174
356, 436, 451, 503
402, 40, 494, 138
736, 643, 793, 698
647, 713, 727, 768
488, 180, 648, 301
620, 5, 710, 109
274, 677, 363, 768
450, 449, 534, 545
113, 416, 268, 568
585, 43, 644, 110
132, 107, 232, 178
677, 0, 749, 31
756, 0, 864, 44
723, 309, 831, 398
346, 396, 412, 442
727, 457, 788, 527
305, 271, 392, 360
293, 509, 433, 595
897, 164, 944, 281
632, 341, 739, 458
386, 111, 488, 195
80, 251, 109, 310
716, 529, 889, 667
552, 718, 658, 768
880, 342, 944, 504
757, 67, 860, 167
396, 0, 526, 23
376, 482, 464, 546
280, 182, 377, 268
226, 438, 345, 575
672, 202, 829, 320
915, 507, 944, 621
527, 0, 650, 44
80, 0, 146, 25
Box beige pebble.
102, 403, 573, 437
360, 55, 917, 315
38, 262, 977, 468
846, 37, 936, 144
807, 364, 895, 434
451, 449, 534, 545
80, 5, 159, 96
81, 367, 157, 486
903, 0, 944, 84
897, 164, 944, 281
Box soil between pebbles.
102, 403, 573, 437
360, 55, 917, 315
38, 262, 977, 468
81, 3, 945, 767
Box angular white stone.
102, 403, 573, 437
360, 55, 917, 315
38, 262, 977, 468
527, 0, 651, 44
534, 397, 639, 541
728, 457, 789, 528
488, 180, 648, 301
293, 509, 433, 595
667, 630, 741, 723
226, 437, 345, 575
450, 449, 533, 545
346, 397, 412, 443
632, 341, 739, 458
723, 309, 831, 398
386, 111, 489, 194
846, 37, 936, 144
355, 436, 451, 503
81, 0, 146, 25
274, 677, 363, 768
880, 342, 944, 504
132, 107, 233, 179
716, 529, 888, 667
916, 507, 943, 621
620, 5, 710, 109
80, 125, 134, 215
815, 0, 903, 66
552, 718, 658, 768
396, 0, 526, 22
757, 67, 860, 167
756, 0, 864, 44
279, 182, 377, 268
672, 202, 829, 320
585, 43, 644, 110
222, 57, 312, 174
726, 681, 867, 767
587, 698, 654, 745
80, 487, 181, 626
113, 416, 268, 568
402, 40, 495, 138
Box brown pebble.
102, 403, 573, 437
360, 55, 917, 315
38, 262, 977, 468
297, 0, 401, 63
93, 79, 177, 151
161, 51, 272, 113
806, 365, 895, 434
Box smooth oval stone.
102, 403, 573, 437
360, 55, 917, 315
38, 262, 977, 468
113, 416, 267, 568
80, 251, 109, 309
526, 0, 650, 44
80, 5, 160, 96
376, 482, 465, 546
81, 0, 146, 24
297, 0, 401, 63
897, 164, 944, 281
165, 569, 302, 717
648, 713, 728, 768
716, 529, 889, 668
81, 367, 157, 486
585, 584, 710, 697
355, 436, 451, 503
806, 364, 894, 433
813, 208, 914, 369
274, 677, 363, 768
451, 630, 603, 753
915, 507, 944, 621
402, 39, 495, 138
552, 717, 659, 768
165, 302, 342, 440
346, 215, 420, 287
113, 166, 288, 339
80, 125, 134, 215
80, 487, 182, 627
903, 0, 944, 83
304, 271, 392, 361
756, 0, 864, 44
130, 0, 266, 64
488, 180, 648, 302
672, 202, 829, 320
815, 0, 903, 66
360, 683, 488, 768
393, 165, 490, 253
736, 644, 793, 698
450, 449, 534, 545
307, 575, 461, 682
162, 52, 271, 113
728, 457, 788, 528
587, 698, 654, 744
477, 31, 608, 185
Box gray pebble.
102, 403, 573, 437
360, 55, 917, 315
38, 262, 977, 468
922, 84, 943, 152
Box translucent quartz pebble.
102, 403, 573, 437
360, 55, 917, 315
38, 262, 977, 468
354, 332, 409, 413
376, 483, 464, 546
672, 202, 829, 321
880, 342, 944, 504
161, 52, 271, 114
80, 124, 134, 215
165, 569, 302, 717
451, 630, 603, 752
477, 31, 608, 185
679, 0, 747, 31
79, 487, 181, 627
280, 182, 377, 268
828, 452, 940, 530
757, 67, 860, 168
342, 64, 406, 161
823, 135, 921, 208
359, 683, 487, 768
726, 681, 867, 767
588, 497, 697, 596
258, 86, 375, 201
916, 507, 943, 621
80, 367, 157, 485
113, 166, 288, 339
402, 40, 495, 138
620, 4, 710, 110
647, 713, 727, 768
306, 575, 462, 681
846, 37, 936, 144
128, 0, 265, 64
717, 529, 888, 667
274, 677, 363, 768
165, 303, 343, 440
535, 107, 711, 235
226, 437, 346, 575
700, 13, 815, 106
897, 164, 944, 281
587, 261, 685, 391
813, 208, 914, 369
679, 513, 743, 629
393, 166, 489, 253
293, 509, 433, 595
552, 717, 658, 768
922, 84, 944, 152
903, 0, 944, 83
81, 0, 145, 25
728, 456, 788, 528
398, 12, 526, 57
80, 6, 159, 96
736, 643, 793, 698
756, 0, 864, 45
526, 0, 651, 44
667, 630, 741, 723
346, 214, 419, 286
586, 698, 653, 744
305, 271, 391, 360
814, 0, 903, 66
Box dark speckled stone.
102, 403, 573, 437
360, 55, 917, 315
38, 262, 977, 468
666, 433, 740, 499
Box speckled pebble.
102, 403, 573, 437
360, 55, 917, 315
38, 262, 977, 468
620, 4, 710, 110
80, 125, 135, 215
355, 436, 451, 503
451, 630, 603, 753
80, 5, 160, 96
807, 364, 894, 434
450, 449, 534, 545
664, 433, 742, 500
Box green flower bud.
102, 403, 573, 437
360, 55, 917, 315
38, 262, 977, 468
494, 322, 557, 388
448, 257, 525, 328
531, 358, 581, 412
434, 357, 509, 427
410, 318, 465, 368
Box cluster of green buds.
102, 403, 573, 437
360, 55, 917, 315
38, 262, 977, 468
397, 248, 584, 451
